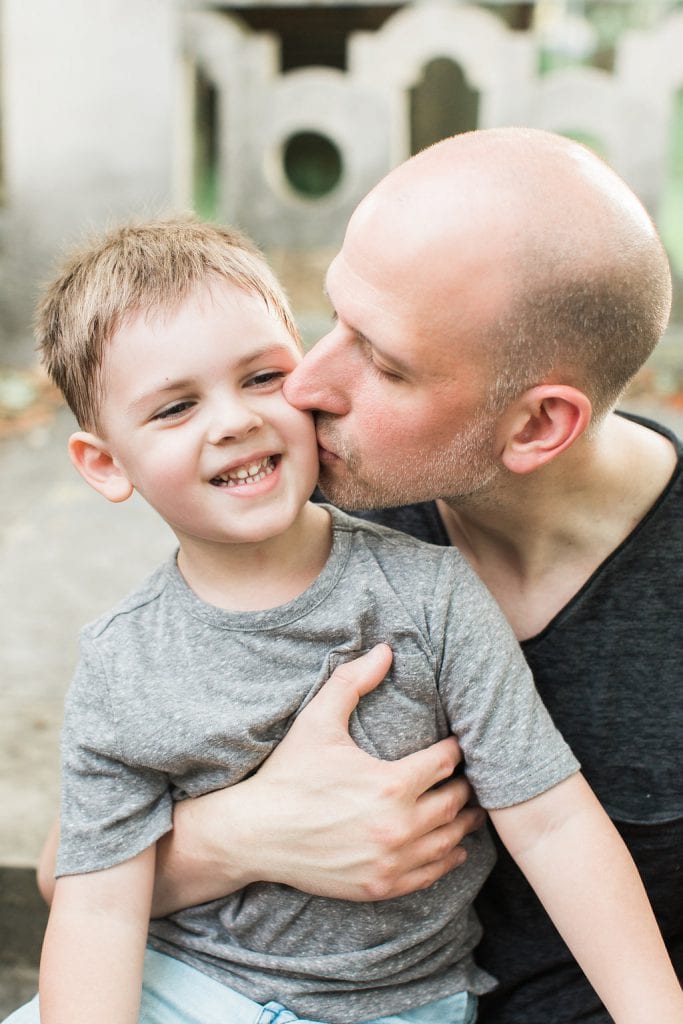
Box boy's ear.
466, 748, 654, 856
499, 385, 592, 475
68, 431, 134, 503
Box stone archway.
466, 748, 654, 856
409, 56, 479, 155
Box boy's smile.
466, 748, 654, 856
85, 278, 320, 553
209, 454, 277, 490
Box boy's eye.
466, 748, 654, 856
152, 400, 194, 421
246, 371, 286, 388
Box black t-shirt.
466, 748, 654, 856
352, 413, 683, 1023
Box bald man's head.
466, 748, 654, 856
346, 128, 671, 421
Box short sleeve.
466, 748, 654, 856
56, 636, 173, 876
431, 553, 579, 809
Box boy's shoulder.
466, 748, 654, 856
326, 504, 472, 583
312, 491, 448, 548
329, 504, 453, 555
80, 555, 175, 645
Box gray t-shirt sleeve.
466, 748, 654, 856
56, 635, 173, 876
431, 553, 580, 809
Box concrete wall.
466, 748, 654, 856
1, 0, 177, 361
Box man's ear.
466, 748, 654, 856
500, 385, 592, 475
68, 431, 134, 503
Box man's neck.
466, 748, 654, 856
437, 413, 677, 641
175, 502, 332, 612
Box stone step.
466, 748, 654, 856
0, 867, 46, 1018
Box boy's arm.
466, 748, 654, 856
36, 819, 60, 905
489, 773, 683, 1023
39, 846, 155, 1024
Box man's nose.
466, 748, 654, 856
284, 332, 349, 415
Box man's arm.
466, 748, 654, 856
152, 644, 482, 916
490, 774, 683, 1023
39, 846, 155, 1024
39, 647, 482, 916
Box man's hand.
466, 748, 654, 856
152, 645, 485, 915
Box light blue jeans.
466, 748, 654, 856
4, 948, 478, 1024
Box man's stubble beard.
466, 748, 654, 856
315, 412, 502, 512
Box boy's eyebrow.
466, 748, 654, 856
234, 343, 297, 368
127, 379, 195, 414
127, 345, 296, 413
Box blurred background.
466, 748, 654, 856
1, 0, 683, 369
1, 0, 682, 1010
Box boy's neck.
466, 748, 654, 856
175, 502, 332, 612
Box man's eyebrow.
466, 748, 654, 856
323, 285, 412, 376
355, 330, 413, 377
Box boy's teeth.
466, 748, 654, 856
229, 458, 269, 480
212, 456, 276, 487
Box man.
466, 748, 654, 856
45, 128, 683, 1021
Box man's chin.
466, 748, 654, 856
316, 468, 402, 512
316, 468, 364, 511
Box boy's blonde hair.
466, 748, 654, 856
36, 217, 301, 430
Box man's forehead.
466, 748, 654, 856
324, 248, 403, 338
324, 251, 463, 384
328, 210, 506, 327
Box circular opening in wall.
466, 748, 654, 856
283, 131, 343, 198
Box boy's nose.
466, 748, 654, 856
206, 402, 263, 444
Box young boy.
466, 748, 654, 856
10, 219, 682, 1024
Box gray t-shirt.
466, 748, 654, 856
57, 506, 578, 1023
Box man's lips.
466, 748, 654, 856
314, 422, 341, 462
317, 441, 340, 465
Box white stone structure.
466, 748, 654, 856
174, 1, 683, 258
1, 0, 682, 360
180, 9, 391, 248
616, 9, 683, 213
350, 2, 534, 160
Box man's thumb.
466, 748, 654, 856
307, 644, 393, 728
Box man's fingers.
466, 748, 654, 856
397, 736, 463, 797
301, 644, 394, 730
413, 801, 487, 857
384, 847, 470, 901
368, 808, 488, 901
413, 774, 477, 832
